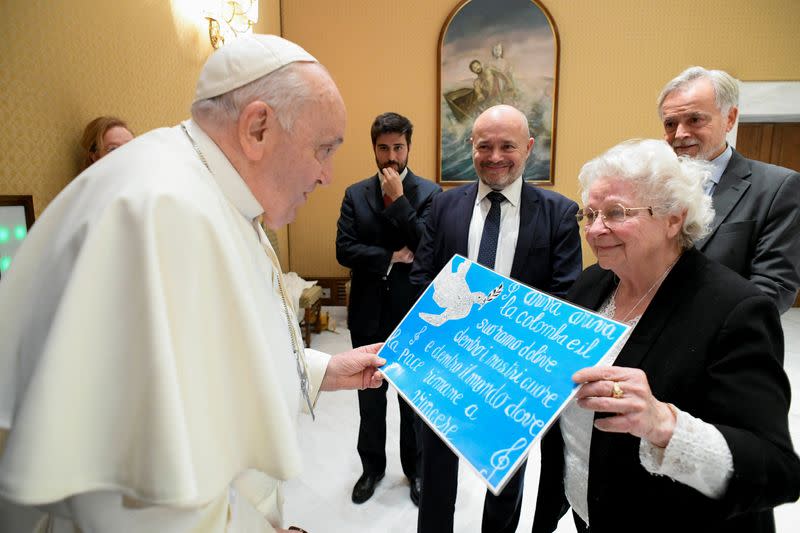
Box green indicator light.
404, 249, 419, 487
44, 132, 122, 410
0, 256, 11, 272
14, 225, 26, 240
0, 226, 9, 243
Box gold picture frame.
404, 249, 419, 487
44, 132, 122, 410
437, 0, 560, 185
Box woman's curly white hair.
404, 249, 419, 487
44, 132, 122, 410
578, 139, 714, 249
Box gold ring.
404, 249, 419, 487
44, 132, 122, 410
611, 381, 624, 399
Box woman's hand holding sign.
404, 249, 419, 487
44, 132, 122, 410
572, 366, 677, 448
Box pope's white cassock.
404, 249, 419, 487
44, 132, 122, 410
0, 119, 329, 531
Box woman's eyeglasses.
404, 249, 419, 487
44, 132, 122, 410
575, 204, 654, 228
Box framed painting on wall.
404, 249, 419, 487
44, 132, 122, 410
438, 0, 560, 185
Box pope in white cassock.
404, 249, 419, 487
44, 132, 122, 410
0, 35, 386, 532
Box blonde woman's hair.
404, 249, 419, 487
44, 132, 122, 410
79, 116, 132, 170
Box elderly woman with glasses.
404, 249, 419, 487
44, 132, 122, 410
532, 139, 800, 533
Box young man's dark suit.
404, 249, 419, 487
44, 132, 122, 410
410, 180, 582, 533
336, 169, 440, 485
697, 148, 800, 313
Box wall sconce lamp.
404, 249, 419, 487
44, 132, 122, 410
204, 0, 259, 49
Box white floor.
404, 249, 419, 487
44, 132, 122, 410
283, 306, 800, 533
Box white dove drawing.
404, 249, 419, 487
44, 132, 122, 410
419, 260, 490, 327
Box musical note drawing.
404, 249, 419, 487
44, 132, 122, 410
480, 437, 528, 482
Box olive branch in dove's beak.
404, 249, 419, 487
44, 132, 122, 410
480, 283, 504, 308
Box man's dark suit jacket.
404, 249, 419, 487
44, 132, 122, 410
698, 149, 800, 313
532, 248, 800, 533
410, 181, 582, 295
337, 170, 440, 339
410, 180, 582, 533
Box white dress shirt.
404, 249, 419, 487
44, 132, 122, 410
705, 144, 733, 195
467, 177, 523, 276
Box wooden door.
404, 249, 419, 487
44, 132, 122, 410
736, 122, 800, 307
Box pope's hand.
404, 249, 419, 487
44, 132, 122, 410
320, 343, 385, 391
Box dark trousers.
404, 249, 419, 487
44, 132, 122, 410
352, 333, 421, 479
417, 422, 525, 533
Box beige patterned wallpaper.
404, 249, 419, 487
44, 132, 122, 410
283, 0, 800, 276
2, 1, 798, 277
1, 2, 197, 215
0, 0, 287, 264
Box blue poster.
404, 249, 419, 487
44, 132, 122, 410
379, 255, 630, 494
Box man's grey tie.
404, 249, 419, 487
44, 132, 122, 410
477, 191, 505, 269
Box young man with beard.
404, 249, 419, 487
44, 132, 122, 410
336, 112, 441, 505
410, 105, 582, 533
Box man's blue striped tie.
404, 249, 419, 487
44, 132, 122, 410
477, 191, 505, 269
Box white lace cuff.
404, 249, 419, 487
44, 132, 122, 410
639, 406, 733, 499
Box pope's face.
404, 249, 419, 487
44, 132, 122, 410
258, 67, 346, 229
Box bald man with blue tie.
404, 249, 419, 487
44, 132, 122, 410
410, 104, 582, 533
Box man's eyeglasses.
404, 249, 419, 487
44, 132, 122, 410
575, 204, 654, 228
